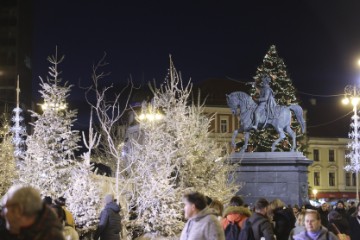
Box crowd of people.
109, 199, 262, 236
181, 192, 360, 240
1, 185, 360, 240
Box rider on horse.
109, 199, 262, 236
251, 75, 277, 130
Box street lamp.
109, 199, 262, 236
138, 102, 163, 122
342, 85, 360, 203
312, 189, 318, 200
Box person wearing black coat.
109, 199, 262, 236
269, 199, 296, 240
349, 202, 360, 240
334, 200, 348, 221
272, 206, 296, 240
327, 210, 350, 236
248, 198, 276, 240
318, 202, 330, 227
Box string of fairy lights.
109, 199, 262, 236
0, 79, 352, 130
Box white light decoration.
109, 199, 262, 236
11, 77, 26, 160
343, 85, 360, 203
41, 101, 67, 111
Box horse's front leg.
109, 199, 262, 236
231, 129, 239, 149
240, 132, 250, 153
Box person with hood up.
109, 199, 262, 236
180, 191, 225, 240
221, 196, 251, 231
94, 194, 121, 240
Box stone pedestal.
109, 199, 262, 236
228, 152, 313, 207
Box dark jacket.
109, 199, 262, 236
334, 207, 348, 221
272, 207, 296, 240
18, 204, 64, 240
318, 208, 329, 227
327, 210, 350, 236
327, 219, 350, 235
94, 202, 121, 240
349, 216, 360, 240
248, 212, 275, 240
347, 206, 356, 218
0, 216, 17, 240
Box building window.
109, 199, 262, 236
352, 173, 356, 186
345, 150, 351, 165
313, 149, 319, 161
314, 172, 320, 186
220, 119, 228, 133
329, 172, 335, 186
329, 150, 335, 162
346, 172, 351, 186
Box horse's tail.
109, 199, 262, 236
289, 104, 306, 133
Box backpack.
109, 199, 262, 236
239, 219, 255, 240
224, 219, 255, 240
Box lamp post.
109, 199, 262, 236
138, 102, 163, 122
342, 85, 360, 203
312, 189, 318, 200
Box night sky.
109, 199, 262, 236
32, 0, 360, 136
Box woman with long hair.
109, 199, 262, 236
268, 199, 296, 240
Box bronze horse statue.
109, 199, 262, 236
226, 91, 306, 152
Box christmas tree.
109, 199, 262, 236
127, 57, 238, 237
65, 110, 102, 231
0, 113, 18, 196
249, 45, 306, 152
65, 162, 101, 230
20, 51, 80, 197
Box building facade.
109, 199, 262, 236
307, 137, 358, 200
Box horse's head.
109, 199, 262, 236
226, 91, 255, 116
226, 94, 238, 115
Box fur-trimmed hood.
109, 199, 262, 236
223, 206, 252, 218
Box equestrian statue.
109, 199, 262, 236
226, 75, 306, 152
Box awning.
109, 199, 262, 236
316, 192, 358, 199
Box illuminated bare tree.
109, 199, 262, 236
84, 53, 134, 210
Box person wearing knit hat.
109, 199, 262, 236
104, 194, 114, 204
94, 194, 121, 240
335, 200, 348, 221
